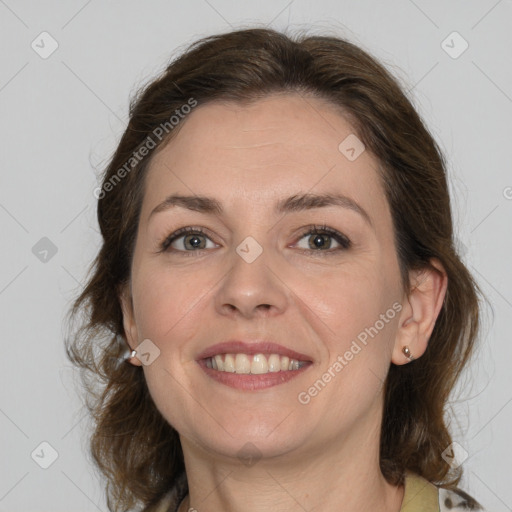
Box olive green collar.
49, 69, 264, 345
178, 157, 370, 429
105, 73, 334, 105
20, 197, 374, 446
400, 471, 439, 511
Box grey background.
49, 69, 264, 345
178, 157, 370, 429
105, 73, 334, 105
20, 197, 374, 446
1, 0, 511, 510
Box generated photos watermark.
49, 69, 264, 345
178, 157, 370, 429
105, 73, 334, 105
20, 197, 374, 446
297, 301, 403, 405
94, 97, 198, 199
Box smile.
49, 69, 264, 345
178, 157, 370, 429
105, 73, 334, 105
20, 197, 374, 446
198, 353, 313, 391
205, 353, 308, 373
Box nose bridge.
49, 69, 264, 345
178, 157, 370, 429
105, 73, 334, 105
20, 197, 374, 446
214, 228, 288, 317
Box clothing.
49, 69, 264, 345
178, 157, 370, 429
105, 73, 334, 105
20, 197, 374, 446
403, 471, 485, 511
144, 470, 485, 512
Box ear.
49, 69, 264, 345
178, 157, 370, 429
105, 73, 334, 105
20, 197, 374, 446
119, 282, 142, 367
392, 258, 448, 365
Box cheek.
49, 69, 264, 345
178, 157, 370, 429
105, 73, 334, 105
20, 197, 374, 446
131, 267, 206, 429
131, 264, 203, 345
294, 264, 397, 367
296, 265, 382, 332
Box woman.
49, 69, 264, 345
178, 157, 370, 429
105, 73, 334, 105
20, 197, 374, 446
65, 27, 488, 511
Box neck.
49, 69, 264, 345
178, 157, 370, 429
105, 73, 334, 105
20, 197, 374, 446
177, 412, 404, 512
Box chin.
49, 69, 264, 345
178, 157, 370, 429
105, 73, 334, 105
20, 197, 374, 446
185, 418, 309, 462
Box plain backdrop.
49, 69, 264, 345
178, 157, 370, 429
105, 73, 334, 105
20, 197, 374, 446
0, 1, 511, 511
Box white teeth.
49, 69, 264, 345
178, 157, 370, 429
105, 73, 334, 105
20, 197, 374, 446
223, 354, 235, 372
267, 354, 281, 372
205, 353, 307, 374
235, 353, 251, 374
214, 354, 224, 371
251, 354, 268, 374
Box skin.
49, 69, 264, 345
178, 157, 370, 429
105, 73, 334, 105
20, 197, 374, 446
120, 93, 448, 512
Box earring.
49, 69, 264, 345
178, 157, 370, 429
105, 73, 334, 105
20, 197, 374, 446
402, 345, 415, 362
125, 349, 137, 362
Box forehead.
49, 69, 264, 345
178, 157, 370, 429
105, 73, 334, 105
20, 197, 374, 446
142, 93, 388, 225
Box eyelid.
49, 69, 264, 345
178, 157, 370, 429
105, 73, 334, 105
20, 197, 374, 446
158, 224, 352, 256
157, 226, 215, 253
290, 224, 351, 254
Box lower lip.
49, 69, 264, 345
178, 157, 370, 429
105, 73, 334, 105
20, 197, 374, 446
197, 359, 313, 390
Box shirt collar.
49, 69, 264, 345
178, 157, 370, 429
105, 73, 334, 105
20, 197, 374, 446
400, 471, 439, 511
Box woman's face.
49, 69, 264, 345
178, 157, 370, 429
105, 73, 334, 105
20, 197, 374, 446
121, 93, 408, 462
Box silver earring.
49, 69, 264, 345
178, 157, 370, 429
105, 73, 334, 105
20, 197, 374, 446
125, 349, 137, 361
402, 345, 414, 362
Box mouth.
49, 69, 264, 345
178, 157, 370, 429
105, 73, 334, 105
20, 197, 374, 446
203, 352, 309, 373
196, 340, 313, 391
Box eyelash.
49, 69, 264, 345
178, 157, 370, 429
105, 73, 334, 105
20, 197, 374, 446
158, 224, 351, 257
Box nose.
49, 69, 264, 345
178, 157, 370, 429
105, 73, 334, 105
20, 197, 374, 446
214, 245, 289, 319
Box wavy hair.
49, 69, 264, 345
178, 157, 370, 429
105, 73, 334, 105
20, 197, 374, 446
64, 27, 487, 511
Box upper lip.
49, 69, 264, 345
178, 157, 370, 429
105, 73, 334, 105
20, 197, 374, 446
197, 340, 313, 362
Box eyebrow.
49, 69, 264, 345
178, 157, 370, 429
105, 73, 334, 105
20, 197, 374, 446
148, 192, 373, 228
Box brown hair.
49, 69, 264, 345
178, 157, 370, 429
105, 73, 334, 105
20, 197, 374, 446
64, 27, 487, 511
